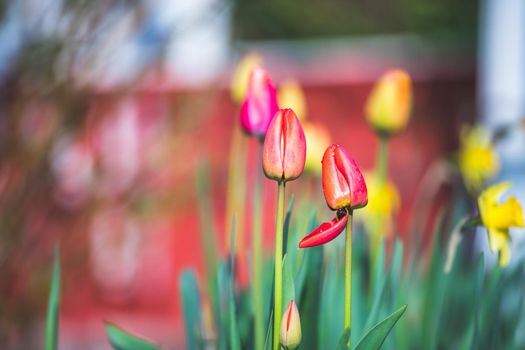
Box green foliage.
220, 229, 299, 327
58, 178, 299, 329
179, 270, 202, 350
105, 323, 158, 350
45, 246, 60, 350
354, 305, 407, 350
179, 167, 525, 350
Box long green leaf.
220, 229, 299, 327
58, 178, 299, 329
354, 304, 407, 350
45, 246, 60, 350
179, 270, 202, 350
337, 328, 351, 350
105, 322, 158, 350
282, 254, 295, 309
282, 194, 295, 257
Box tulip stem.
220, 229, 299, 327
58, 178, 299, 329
344, 211, 354, 342
376, 135, 389, 186
253, 142, 264, 350
273, 181, 286, 350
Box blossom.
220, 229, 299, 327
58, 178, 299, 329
322, 144, 368, 210
299, 144, 367, 248
240, 67, 279, 137
365, 69, 412, 135
458, 125, 499, 193
478, 182, 524, 266
230, 53, 263, 105
278, 79, 307, 121
262, 109, 306, 182
280, 300, 301, 350
302, 121, 331, 176
360, 171, 400, 239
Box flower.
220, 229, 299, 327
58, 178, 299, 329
322, 144, 368, 210
365, 69, 412, 135
240, 67, 279, 137
299, 144, 367, 248
478, 182, 524, 266
230, 53, 263, 105
302, 121, 331, 176
360, 171, 400, 239
280, 300, 301, 350
458, 125, 499, 193
262, 109, 306, 182
278, 79, 307, 121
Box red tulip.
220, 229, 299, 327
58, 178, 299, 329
262, 109, 306, 182
299, 144, 367, 248
322, 144, 367, 210
240, 67, 279, 137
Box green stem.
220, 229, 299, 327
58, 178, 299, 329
273, 181, 286, 350
253, 143, 264, 350
375, 135, 389, 187
344, 211, 354, 340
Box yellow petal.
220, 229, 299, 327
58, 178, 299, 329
303, 121, 331, 175
458, 125, 499, 193
230, 53, 263, 105
278, 79, 307, 121
486, 228, 511, 267
365, 69, 412, 134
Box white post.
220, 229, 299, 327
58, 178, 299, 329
478, 0, 525, 264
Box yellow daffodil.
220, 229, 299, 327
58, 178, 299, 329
365, 69, 412, 135
458, 125, 499, 193
478, 182, 524, 266
302, 121, 331, 176
278, 79, 307, 121
230, 53, 263, 105
360, 171, 401, 240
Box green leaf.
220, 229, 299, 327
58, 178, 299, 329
45, 246, 60, 350
364, 242, 387, 331
227, 217, 241, 350
195, 161, 218, 278
263, 310, 273, 350
282, 254, 296, 309
354, 304, 407, 350
282, 194, 295, 257
337, 328, 351, 350
179, 270, 202, 350
105, 322, 158, 350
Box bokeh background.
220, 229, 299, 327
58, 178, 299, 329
0, 0, 523, 348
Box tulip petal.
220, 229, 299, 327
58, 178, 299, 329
334, 146, 368, 209
282, 109, 306, 181
240, 67, 279, 136
298, 213, 348, 248
262, 109, 284, 180
322, 145, 351, 209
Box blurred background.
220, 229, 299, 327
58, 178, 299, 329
0, 0, 523, 348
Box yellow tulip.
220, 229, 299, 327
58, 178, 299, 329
478, 182, 524, 266
458, 125, 499, 193
230, 53, 263, 105
360, 171, 401, 240
278, 79, 307, 121
365, 69, 412, 135
302, 121, 331, 176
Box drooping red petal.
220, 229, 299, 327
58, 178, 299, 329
298, 213, 348, 248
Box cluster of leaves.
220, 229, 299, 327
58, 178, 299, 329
176, 168, 525, 349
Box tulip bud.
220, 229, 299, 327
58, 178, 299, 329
263, 109, 306, 182
365, 69, 412, 135
278, 79, 307, 121
280, 300, 302, 350
322, 144, 367, 210
240, 67, 279, 137
230, 53, 263, 105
